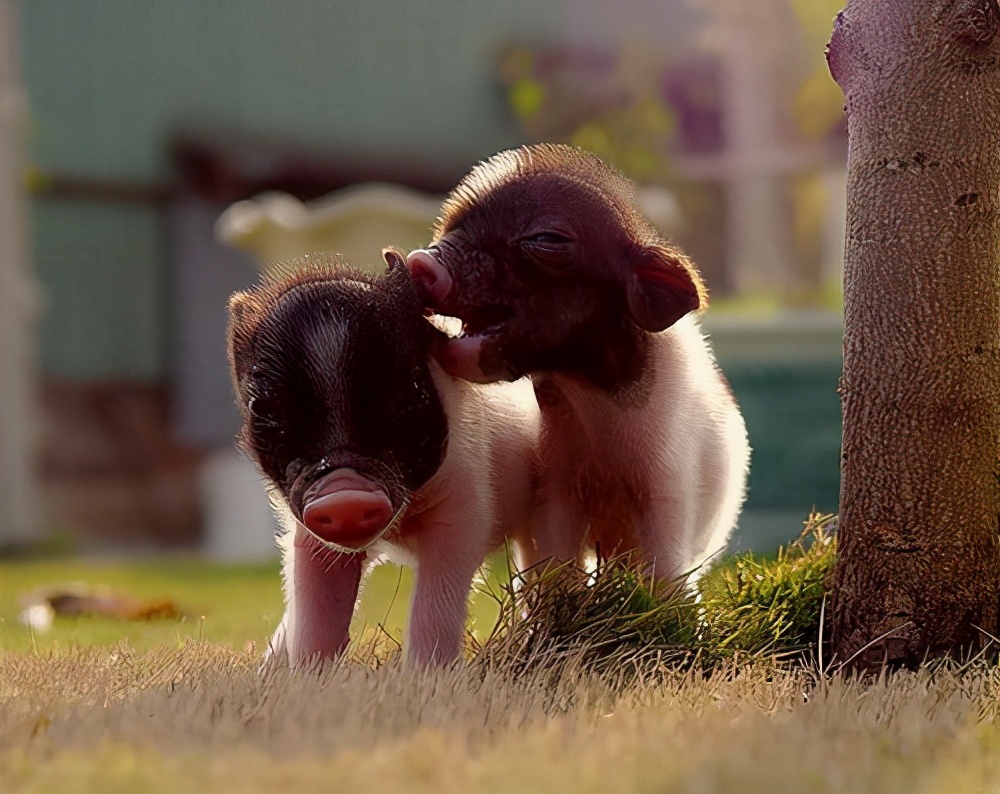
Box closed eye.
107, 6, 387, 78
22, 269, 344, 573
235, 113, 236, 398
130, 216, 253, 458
525, 232, 574, 246
518, 231, 576, 271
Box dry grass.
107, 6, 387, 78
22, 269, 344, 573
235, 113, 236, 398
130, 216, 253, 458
2, 517, 998, 793
1, 643, 998, 794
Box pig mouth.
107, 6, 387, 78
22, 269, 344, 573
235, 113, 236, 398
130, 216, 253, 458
296, 468, 410, 554
431, 304, 524, 383
456, 305, 514, 339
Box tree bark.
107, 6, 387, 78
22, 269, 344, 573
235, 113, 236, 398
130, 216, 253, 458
827, 0, 1000, 671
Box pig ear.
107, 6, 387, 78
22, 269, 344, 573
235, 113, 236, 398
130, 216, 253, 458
227, 291, 263, 326
226, 292, 263, 381
382, 246, 422, 301
382, 247, 406, 273
624, 245, 706, 332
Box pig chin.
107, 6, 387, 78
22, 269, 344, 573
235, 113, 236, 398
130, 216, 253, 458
434, 328, 522, 384
293, 468, 403, 552
431, 305, 522, 383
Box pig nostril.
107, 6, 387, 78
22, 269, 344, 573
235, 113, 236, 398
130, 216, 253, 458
302, 484, 394, 544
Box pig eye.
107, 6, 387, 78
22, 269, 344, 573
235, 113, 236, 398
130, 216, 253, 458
519, 232, 575, 271
527, 232, 573, 246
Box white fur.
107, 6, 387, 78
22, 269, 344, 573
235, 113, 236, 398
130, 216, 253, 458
264, 362, 539, 669
525, 314, 749, 587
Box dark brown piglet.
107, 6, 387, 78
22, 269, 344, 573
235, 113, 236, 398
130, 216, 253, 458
407, 144, 750, 587
227, 250, 538, 667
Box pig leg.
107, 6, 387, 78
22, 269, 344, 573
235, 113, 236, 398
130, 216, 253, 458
285, 524, 366, 668
520, 483, 588, 573
635, 502, 697, 596
407, 513, 490, 665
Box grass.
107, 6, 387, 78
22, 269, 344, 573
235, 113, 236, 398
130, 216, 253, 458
0, 554, 504, 656
477, 514, 838, 678
2, 645, 997, 794
2, 514, 998, 794
698, 516, 836, 661
0, 557, 283, 653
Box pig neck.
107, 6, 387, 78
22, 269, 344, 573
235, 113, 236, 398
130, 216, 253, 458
531, 316, 701, 435
536, 313, 652, 393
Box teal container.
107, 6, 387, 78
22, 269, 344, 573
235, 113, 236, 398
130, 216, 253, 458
707, 314, 843, 552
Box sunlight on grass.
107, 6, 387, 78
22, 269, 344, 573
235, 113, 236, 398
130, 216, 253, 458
478, 514, 839, 678
1, 514, 834, 665
0, 551, 506, 655
1, 643, 997, 794
2, 514, 998, 794
0, 557, 283, 653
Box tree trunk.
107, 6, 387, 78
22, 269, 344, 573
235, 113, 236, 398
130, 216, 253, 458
827, 0, 1000, 671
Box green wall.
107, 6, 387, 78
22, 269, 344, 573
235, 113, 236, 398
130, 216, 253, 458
21, 2, 842, 536
23, 0, 563, 379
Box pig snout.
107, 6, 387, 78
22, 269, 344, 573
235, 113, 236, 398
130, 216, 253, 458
406, 249, 453, 308
301, 469, 396, 550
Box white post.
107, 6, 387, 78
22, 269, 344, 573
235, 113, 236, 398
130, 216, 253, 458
0, 0, 41, 547
700, 0, 799, 294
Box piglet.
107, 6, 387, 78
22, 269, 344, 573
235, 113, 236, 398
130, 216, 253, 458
407, 143, 750, 588
227, 250, 538, 667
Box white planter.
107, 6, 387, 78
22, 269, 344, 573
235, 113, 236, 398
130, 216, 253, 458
200, 447, 277, 562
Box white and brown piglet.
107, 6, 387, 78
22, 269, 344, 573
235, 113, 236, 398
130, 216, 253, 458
407, 143, 750, 588
227, 250, 539, 668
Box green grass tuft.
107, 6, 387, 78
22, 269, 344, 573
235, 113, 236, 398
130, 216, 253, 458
698, 512, 837, 662
476, 513, 838, 678
475, 555, 701, 680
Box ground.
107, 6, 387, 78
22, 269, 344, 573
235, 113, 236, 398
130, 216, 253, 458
1, 554, 997, 794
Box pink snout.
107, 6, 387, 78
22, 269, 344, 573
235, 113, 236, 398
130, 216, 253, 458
406, 249, 453, 306
301, 469, 395, 550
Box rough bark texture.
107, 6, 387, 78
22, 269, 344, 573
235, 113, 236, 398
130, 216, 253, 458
828, 0, 1000, 671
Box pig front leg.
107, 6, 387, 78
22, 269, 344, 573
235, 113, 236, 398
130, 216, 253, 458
407, 511, 492, 666
285, 524, 366, 668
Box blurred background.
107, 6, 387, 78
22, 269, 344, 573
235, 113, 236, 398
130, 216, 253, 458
1, 0, 846, 563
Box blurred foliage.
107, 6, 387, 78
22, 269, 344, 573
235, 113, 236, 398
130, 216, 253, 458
497, 5, 849, 305
498, 44, 677, 183
500, 2, 847, 177
789, 0, 848, 138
